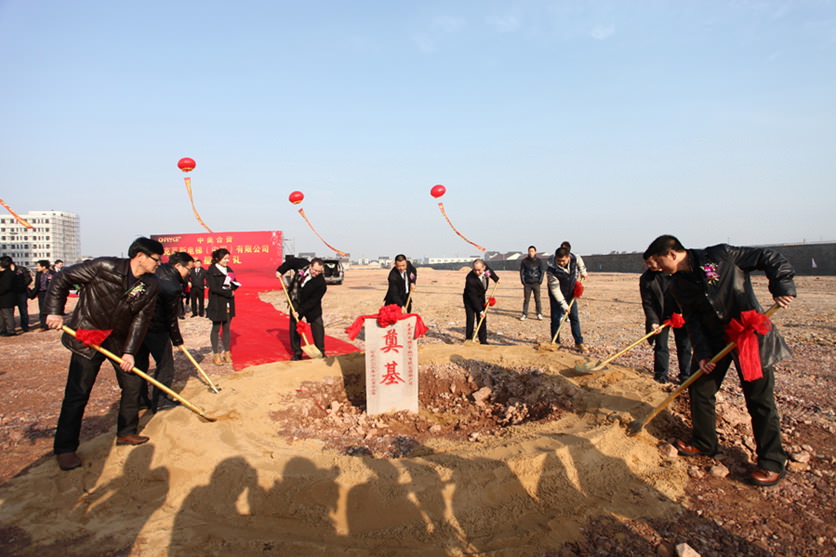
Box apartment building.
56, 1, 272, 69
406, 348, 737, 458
0, 210, 81, 268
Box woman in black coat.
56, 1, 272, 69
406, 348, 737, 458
206, 248, 239, 365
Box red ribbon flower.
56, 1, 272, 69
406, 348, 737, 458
573, 281, 584, 298
488, 297, 496, 307
346, 304, 428, 340
724, 309, 773, 381
296, 320, 313, 339
75, 329, 112, 346
664, 313, 686, 329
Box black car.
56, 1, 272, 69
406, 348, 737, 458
322, 259, 344, 285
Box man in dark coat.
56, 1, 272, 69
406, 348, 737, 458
189, 259, 207, 317
0, 257, 17, 336
384, 254, 417, 312
645, 234, 796, 487
639, 260, 694, 383
135, 251, 194, 412
30, 259, 54, 332
276, 256, 327, 360
9, 258, 32, 332
462, 259, 499, 344
45, 237, 163, 471
519, 245, 546, 321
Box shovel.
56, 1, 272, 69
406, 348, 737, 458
627, 304, 780, 436
467, 280, 498, 343
178, 344, 221, 393
279, 277, 324, 359
550, 298, 576, 344
577, 326, 668, 373
62, 326, 216, 422
403, 289, 414, 313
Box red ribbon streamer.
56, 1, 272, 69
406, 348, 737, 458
437, 202, 486, 252
184, 177, 214, 233
664, 313, 686, 329
297, 208, 347, 256
0, 199, 34, 229
346, 304, 428, 340
75, 329, 113, 346
724, 309, 773, 381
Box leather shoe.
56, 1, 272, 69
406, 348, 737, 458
116, 434, 150, 446
675, 439, 717, 457
749, 468, 785, 487
290, 354, 303, 361
56, 452, 82, 471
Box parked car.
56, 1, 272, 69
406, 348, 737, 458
322, 258, 344, 285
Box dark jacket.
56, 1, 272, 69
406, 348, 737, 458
44, 257, 160, 359
206, 264, 238, 321
519, 256, 546, 285
148, 263, 186, 345
189, 266, 207, 291
383, 262, 417, 307
12, 265, 32, 294
547, 254, 579, 301
670, 244, 795, 367
0, 269, 15, 309
30, 269, 54, 299
639, 269, 680, 330
463, 265, 499, 313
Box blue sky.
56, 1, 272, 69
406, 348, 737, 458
1, 0, 834, 260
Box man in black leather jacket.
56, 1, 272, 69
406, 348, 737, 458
135, 251, 194, 412
645, 235, 796, 487
45, 237, 164, 471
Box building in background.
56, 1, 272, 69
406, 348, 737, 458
0, 210, 81, 268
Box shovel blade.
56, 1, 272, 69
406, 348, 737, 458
302, 344, 324, 359
575, 360, 605, 373
626, 420, 643, 436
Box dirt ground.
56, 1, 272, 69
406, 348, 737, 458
0, 268, 833, 556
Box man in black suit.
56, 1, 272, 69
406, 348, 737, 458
276, 256, 327, 360
189, 260, 207, 317
462, 258, 499, 344
384, 254, 417, 312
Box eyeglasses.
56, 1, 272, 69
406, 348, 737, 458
148, 255, 162, 263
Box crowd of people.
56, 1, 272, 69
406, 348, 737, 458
1, 234, 798, 487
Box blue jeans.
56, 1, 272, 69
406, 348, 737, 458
549, 295, 583, 345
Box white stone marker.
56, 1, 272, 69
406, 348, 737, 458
364, 315, 419, 415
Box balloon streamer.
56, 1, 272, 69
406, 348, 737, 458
0, 199, 33, 229
436, 202, 486, 252
430, 184, 486, 252
297, 208, 347, 257
178, 157, 213, 233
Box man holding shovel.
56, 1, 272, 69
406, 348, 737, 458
547, 247, 588, 353
135, 251, 194, 412
640, 258, 694, 384
45, 237, 164, 471
463, 259, 499, 344
277, 256, 327, 360
384, 254, 417, 312
645, 235, 796, 487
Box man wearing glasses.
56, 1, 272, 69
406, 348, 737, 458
45, 237, 164, 471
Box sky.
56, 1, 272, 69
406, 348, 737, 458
1, 0, 834, 260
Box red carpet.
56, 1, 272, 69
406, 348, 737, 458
228, 273, 358, 371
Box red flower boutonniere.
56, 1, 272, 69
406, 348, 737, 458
701, 263, 720, 285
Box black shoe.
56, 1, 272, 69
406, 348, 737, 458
290, 354, 303, 361
155, 398, 181, 412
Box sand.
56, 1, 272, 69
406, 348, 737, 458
0, 268, 709, 556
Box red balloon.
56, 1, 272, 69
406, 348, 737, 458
430, 184, 446, 198
488, 297, 497, 307
177, 157, 196, 172
289, 191, 304, 205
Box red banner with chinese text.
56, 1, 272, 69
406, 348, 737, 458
151, 230, 283, 288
